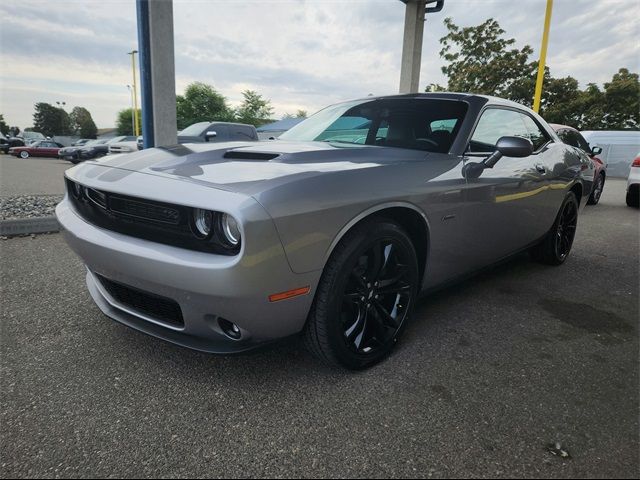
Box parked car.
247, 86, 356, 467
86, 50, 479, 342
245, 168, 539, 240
136, 122, 259, 150
551, 124, 607, 205
19, 131, 46, 145
57, 93, 594, 369
72, 138, 93, 147
0, 133, 25, 154
60, 139, 109, 163
626, 153, 640, 207
10, 140, 63, 158
77, 136, 137, 161
108, 139, 138, 155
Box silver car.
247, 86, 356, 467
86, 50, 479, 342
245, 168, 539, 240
56, 93, 594, 369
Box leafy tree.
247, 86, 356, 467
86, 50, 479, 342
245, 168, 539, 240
69, 106, 98, 138
33, 102, 72, 136
439, 17, 533, 96
176, 82, 234, 130
295, 109, 308, 118
602, 68, 639, 129
235, 90, 274, 126
116, 108, 141, 135
437, 18, 639, 130
0, 114, 9, 135
425, 83, 446, 92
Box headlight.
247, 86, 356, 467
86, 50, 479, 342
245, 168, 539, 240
192, 208, 213, 238
219, 213, 241, 247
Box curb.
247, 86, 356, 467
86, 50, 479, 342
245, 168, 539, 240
0, 216, 61, 237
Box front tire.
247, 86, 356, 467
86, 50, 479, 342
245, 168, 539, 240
587, 173, 604, 205
19, 151, 30, 159
531, 191, 579, 265
304, 219, 419, 370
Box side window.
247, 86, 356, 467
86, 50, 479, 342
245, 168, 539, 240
469, 108, 530, 153
574, 132, 592, 153
519, 114, 550, 151
430, 118, 458, 133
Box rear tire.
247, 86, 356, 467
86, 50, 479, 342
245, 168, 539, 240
626, 187, 639, 208
304, 219, 419, 370
531, 191, 579, 265
587, 173, 604, 205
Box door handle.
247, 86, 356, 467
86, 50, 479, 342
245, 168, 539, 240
535, 164, 547, 174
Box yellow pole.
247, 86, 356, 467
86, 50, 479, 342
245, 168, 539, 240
129, 50, 140, 136
533, 0, 553, 113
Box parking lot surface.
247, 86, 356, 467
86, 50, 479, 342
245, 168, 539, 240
1, 179, 638, 478
0, 154, 70, 196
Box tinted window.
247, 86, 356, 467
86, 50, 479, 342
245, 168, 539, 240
469, 108, 530, 153
281, 98, 468, 153
558, 129, 591, 153
179, 122, 209, 137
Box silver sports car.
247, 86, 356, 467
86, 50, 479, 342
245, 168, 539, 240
57, 93, 594, 369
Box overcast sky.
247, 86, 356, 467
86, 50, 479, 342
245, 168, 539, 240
1, 0, 638, 129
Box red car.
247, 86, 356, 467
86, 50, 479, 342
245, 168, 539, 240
9, 140, 63, 159
551, 124, 606, 205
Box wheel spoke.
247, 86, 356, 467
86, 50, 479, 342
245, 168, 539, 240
373, 300, 398, 328
377, 282, 411, 296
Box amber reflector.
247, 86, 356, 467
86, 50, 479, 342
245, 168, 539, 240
268, 286, 311, 302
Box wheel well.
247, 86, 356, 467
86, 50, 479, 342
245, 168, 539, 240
370, 207, 429, 285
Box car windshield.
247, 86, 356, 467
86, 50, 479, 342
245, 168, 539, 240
179, 122, 209, 137
107, 136, 127, 144
280, 98, 468, 153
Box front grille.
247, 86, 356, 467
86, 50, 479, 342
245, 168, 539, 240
65, 178, 239, 255
96, 274, 184, 328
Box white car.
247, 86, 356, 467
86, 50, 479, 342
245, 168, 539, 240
626, 153, 640, 207
108, 140, 138, 155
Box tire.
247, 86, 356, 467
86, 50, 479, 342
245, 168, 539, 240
531, 191, 579, 265
19, 151, 30, 159
626, 188, 639, 208
304, 219, 420, 370
587, 173, 604, 205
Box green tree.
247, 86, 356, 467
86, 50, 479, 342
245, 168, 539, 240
0, 114, 9, 135
425, 83, 446, 93
439, 17, 533, 96
33, 102, 72, 136
295, 109, 308, 118
69, 106, 98, 138
235, 90, 274, 126
116, 108, 141, 135
602, 68, 639, 129
176, 82, 234, 130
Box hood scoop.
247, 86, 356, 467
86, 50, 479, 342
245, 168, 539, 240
223, 150, 280, 161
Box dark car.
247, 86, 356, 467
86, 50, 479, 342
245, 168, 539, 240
136, 122, 258, 150
60, 139, 108, 163
551, 124, 607, 205
9, 140, 63, 158
77, 136, 137, 162
0, 134, 25, 154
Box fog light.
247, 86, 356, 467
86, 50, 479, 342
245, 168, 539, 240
218, 318, 241, 340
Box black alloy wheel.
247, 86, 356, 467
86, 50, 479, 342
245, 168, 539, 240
304, 219, 419, 369
340, 239, 414, 355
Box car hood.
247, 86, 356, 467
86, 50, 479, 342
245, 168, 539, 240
83, 140, 448, 196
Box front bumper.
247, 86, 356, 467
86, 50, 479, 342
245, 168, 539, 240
56, 169, 321, 354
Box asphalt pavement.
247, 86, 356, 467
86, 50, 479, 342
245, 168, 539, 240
0, 154, 71, 196
1, 179, 638, 478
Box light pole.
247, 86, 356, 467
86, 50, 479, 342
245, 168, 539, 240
127, 50, 140, 136
126, 85, 135, 134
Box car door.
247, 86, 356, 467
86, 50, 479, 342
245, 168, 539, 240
461, 107, 554, 266
41, 141, 58, 157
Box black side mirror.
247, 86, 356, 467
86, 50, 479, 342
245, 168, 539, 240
591, 146, 602, 155
464, 136, 534, 179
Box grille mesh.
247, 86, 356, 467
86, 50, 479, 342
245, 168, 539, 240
96, 274, 184, 328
